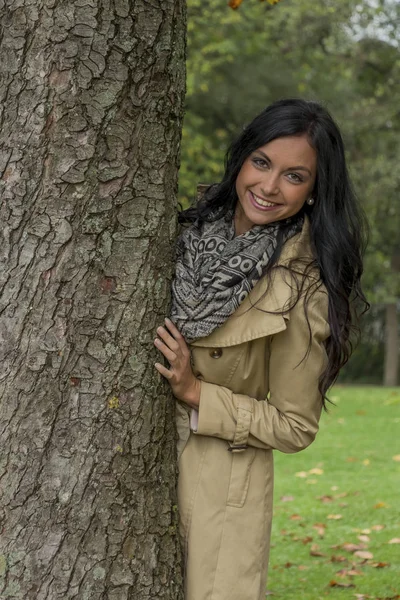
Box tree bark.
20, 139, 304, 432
0, 1, 186, 598
383, 303, 398, 386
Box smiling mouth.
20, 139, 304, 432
251, 192, 280, 208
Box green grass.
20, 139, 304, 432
269, 386, 400, 600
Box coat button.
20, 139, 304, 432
209, 348, 223, 359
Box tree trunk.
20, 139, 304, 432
0, 1, 186, 598
383, 303, 399, 386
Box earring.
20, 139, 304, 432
307, 197, 315, 206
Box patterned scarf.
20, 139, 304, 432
171, 212, 304, 342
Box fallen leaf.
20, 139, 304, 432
329, 580, 355, 588
295, 471, 308, 478
362, 459, 370, 466
371, 524, 385, 531
361, 528, 371, 534
284, 562, 293, 568
342, 543, 366, 553
337, 568, 363, 577
374, 502, 387, 509
327, 514, 343, 520
290, 514, 302, 520
310, 543, 325, 557
336, 492, 348, 498
354, 550, 373, 559
313, 523, 326, 536
346, 456, 358, 462
309, 467, 324, 475
370, 561, 390, 568
331, 485, 339, 491
392, 454, 400, 462
331, 555, 348, 563
388, 538, 400, 544
298, 565, 309, 570
280, 495, 294, 502
318, 495, 334, 503
301, 536, 313, 545
358, 535, 370, 543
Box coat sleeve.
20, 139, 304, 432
192, 290, 330, 453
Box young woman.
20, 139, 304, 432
154, 99, 368, 600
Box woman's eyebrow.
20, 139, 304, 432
255, 150, 312, 176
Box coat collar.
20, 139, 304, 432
190, 216, 317, 348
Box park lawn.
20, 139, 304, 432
268, 386, 400, 600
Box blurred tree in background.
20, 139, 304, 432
179, 0, 400, 386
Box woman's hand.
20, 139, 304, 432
154, 318, 201, 409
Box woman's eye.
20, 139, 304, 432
287, 173, 303, 183
252, 158, 269, 168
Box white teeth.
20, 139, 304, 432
252, 193, 277, 208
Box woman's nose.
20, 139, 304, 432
260, 173, 279, 196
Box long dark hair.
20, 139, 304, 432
179, 98, 369, 406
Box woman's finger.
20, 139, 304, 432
154, 338, 177, 363
154, 362, 173, 379
165, 318, 184, 341
156, 326, 180, 353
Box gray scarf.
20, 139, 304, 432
171, 212, 303, 342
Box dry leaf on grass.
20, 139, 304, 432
318, 495, 334, 503
330, 554, 348, 563
341, 542, 367, 553
374, 501, 387, 509
358, 535, 370, 543
371, 524, 385, 531
280, 495, 294, 502
295, 471, 308, 478
392, 454, 400, 462
329, 580, 355, 588
310, 543, 325, 557
388, 538, 400, 544
313, 523, 326, 536
301, 536, 313, 545
290, 514, 302, 520
354, 550, 374, 559
309, 467, 324, 475
327, 514, 343, 520
370, 561, 390, 568
337, 568, 363, 577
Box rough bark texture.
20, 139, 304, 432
0, 1, 186, 598
384, 303, 398, 386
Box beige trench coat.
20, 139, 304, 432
175, 219, 330, 600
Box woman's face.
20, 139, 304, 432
234, 134, 317, 235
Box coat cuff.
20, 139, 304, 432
195, 380, 253, 451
